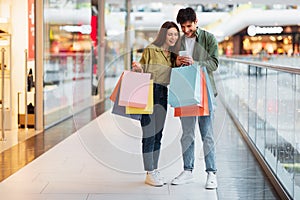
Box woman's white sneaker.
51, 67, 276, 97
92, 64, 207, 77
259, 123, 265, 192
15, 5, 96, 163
145, 170, 164, 187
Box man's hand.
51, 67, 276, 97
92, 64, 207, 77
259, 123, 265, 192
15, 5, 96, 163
176, 56, 194, 66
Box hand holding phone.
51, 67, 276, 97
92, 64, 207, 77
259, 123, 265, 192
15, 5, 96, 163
177, 51, 194, 66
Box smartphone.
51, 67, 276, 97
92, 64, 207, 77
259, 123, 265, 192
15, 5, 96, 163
179, 50, 188, 56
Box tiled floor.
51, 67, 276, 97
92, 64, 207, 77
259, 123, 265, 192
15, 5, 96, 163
0, 98, 280, 199
0, 104, 217, 199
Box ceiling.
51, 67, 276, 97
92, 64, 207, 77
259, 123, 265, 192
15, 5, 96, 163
104, 0, 300, 6
81, 0, 300, 42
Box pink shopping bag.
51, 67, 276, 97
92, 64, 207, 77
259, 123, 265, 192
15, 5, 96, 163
125, 80, 154, 114
118, 71, 151, 108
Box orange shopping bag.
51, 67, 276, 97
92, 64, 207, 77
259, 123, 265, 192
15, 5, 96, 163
110, 72, 124, 102
174, 69, 209, 117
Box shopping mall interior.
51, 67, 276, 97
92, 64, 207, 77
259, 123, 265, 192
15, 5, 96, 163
0, 0, 300, 199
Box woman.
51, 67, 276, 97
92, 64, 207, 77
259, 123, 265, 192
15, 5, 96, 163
132, 21, 180, 187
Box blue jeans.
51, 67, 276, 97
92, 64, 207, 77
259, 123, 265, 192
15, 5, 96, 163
141, 84, 168, 171
180, 115, 216, 173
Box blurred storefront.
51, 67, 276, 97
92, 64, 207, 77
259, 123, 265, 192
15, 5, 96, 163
0, 0, 105, 131
219, 25, 300, 56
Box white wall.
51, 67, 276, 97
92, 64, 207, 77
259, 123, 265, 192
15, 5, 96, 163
10, 0, 28, 129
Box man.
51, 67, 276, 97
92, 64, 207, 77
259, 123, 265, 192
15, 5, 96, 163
171, 7, 218, 189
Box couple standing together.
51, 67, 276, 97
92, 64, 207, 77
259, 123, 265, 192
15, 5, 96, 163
132, 7, 218, 189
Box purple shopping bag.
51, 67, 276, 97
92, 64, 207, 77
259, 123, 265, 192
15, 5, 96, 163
111, 85, 142, 121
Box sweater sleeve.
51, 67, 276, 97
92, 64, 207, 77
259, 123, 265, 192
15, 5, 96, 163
198, 33, 219, 73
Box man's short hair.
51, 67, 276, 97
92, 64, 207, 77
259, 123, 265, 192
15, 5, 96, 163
176, 7, 197, 24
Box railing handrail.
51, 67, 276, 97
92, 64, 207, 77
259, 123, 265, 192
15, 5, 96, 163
220, 56, 300, 75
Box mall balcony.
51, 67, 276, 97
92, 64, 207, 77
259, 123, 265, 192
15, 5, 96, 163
0, 1, 300, 200
1, 53, 299, 199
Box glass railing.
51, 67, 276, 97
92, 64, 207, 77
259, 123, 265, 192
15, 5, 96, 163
217, 56, 300, 199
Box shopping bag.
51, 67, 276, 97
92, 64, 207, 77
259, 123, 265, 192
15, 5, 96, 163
125, 80, 153, 114
119, 70, 151, 108
174, 69, 209, 117
203, 67, 214, 113
110, 72, 124, 102
168, 65, 202, 107
111, 84, 142, 120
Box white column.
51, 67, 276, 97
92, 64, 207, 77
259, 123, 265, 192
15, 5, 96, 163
34, 0, 44, 131
98, 0, 105, 101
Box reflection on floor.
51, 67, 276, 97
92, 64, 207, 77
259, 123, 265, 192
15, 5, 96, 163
0, 98, 280, 199
0, 128, 41, 154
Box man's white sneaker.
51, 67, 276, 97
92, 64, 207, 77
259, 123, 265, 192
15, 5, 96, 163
145, 170, 164, 187
205, 172, 217, 189
171, 170, 194, 185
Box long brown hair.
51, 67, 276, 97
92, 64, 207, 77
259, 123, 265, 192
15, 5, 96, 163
152, 21, 180, 65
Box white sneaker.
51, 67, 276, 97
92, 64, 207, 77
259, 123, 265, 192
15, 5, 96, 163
205, 172, 217, 189
154, 170, 167, 185
171, 170, 194, 185
145, 170, 164, 187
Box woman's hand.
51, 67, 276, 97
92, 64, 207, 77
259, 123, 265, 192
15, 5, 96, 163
132, 61, 143, 72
